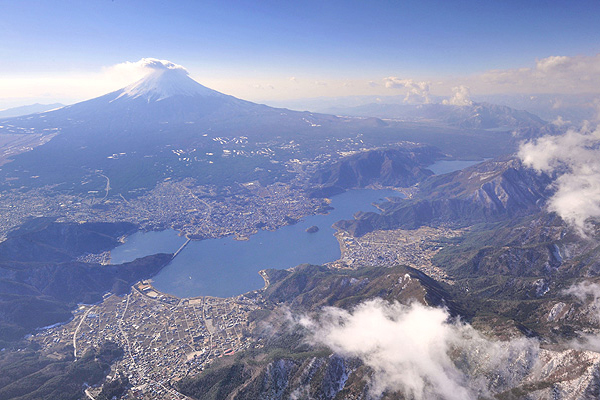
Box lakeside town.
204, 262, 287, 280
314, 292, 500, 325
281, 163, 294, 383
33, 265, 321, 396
32, 281, 267, 400
5, 147, 470, 399
24, 185, 469, 398
0, 178, 329, 243
333, 225, 465, 283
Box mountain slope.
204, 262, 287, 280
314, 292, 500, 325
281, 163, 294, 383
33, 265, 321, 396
176, 263, 600, 400
335, 158, 552, 235
0, 62, 552, 196
0, 219, 171, 344
309, 146, 440, 197
0, 69, 313, 139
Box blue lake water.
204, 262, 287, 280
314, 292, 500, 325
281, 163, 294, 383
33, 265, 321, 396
111, 189, 401, 298
428, 159, 484, 175
111, 230, 187, 265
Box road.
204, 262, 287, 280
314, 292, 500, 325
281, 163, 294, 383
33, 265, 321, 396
186, 187, 213, 235
73, 305, 95, 358
97, 172, 111, 201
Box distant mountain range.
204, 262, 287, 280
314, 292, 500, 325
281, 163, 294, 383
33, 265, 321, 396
474, 93, 600, 125
320, 101, 551, 131
0, 103, 64, 118
270, 93, 599, 127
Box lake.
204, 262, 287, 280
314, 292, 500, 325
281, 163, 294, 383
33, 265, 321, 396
110, 189, 401, 298
110, 230, 187, 265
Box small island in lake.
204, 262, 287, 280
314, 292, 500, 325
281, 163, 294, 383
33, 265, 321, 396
306, 225, 319, 233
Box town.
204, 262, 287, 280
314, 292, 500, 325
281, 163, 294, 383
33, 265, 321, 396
333, 225, 464, 283
32, 281, 266, 399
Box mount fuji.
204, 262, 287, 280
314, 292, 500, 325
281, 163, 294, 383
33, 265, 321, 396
0, 61, 328, 136
0, 60, 382, 194
115, 64, 225, 102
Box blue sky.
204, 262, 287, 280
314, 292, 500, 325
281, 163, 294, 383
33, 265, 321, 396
1, 0, 600, 107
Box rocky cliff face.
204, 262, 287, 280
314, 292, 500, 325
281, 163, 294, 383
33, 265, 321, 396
262, 264, 460, 314
233, 355, 354, 400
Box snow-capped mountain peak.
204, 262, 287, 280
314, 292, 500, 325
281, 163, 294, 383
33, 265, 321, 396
115, 67, 222, 102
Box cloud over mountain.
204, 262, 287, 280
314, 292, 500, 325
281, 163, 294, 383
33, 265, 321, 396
564, 282, 600, 351
105, 58, 188, 81
519, 124, 600, 235
443, 85, 472, 106
300, 299, 539, 400
383, 77, 431, 104
136, 58, 188, 73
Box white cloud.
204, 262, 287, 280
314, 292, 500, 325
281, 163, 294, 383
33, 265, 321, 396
564, 282, 600, 351
383, 77, 431, 104
518, 125, 600, 236
109, 58, 187, 74
442, 85, 472, 106
551, 116, 571, 127
250, 83, 275, 90
380, 54, 600, 100
476, 54, 600, 94
536, 55, 572, 73
138, 58, 188, 72
592, 98, 600, 121
300, 299, 539, 400
103, 58, 188, 82
564, 282, 600, 317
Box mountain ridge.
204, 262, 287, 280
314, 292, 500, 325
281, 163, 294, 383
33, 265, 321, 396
0, 103, 65, 118
320, 101, 551, 132
334, 157, 552, 235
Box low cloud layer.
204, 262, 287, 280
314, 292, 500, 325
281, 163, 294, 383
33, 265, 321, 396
518, 125, 600, 235
139, 58, 188, 72
300, 299, 538, 400
564, 281, 600, 310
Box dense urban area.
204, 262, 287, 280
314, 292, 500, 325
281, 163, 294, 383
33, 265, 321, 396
33, 282, 265, 399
